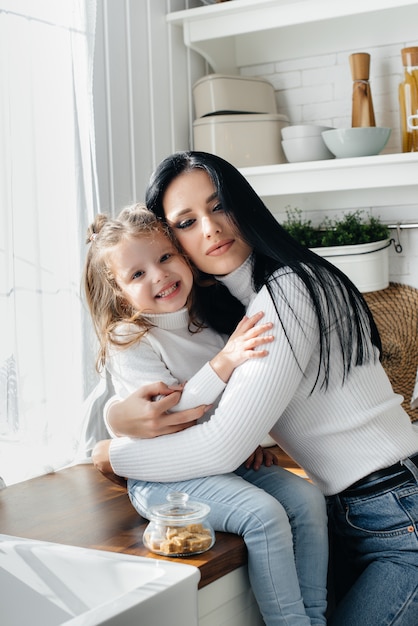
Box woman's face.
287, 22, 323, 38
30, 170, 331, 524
163, 168, 252, 276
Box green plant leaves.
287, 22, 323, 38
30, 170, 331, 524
283, 208, 389, 248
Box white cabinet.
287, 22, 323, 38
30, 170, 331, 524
198, 566, 263, 626
167, 0, 418, 214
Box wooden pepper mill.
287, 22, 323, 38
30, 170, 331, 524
349, 52, 376, 127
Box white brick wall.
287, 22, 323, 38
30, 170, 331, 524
242, 39, 418, 155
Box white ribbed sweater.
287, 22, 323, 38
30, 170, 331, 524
107, 308, 227, 415
110, 257, 418, 495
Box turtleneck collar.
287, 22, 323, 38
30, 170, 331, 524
143, 307, 190, 331
215, 254, 255, 307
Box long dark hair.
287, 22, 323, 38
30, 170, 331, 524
146, 150, 381, 390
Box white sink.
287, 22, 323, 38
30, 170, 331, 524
0, 534, 200, 625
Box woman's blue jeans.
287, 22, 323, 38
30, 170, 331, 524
128, 463, 328, 626
327, 456, 418, 625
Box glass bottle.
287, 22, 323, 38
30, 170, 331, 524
399, 47, 418, 152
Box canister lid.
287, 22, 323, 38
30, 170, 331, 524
401, 47, 418, 67
193, 73, 274, 88
148, 492, 211, 524
193, 112, 289, 126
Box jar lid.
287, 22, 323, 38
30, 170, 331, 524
401, 47, 418, 67
148, 492, 211, 524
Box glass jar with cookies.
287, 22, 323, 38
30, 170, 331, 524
143, 492, 215, 557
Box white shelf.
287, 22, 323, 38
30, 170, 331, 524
167, 0, 418, 74
168, 1, 418, 214
239, 152, 418, 213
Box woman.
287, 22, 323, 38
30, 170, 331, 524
94, 151, 418, 625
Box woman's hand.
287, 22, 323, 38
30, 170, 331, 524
245, 445, 279, 471
210, 311, 274, 382
107, 381, 210, 438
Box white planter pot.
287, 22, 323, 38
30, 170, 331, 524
311, 239, 391, 293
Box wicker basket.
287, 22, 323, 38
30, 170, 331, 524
364, 283, 418, 422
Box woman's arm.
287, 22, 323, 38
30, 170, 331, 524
93, 437, 279, 477
109, 274, 318, 481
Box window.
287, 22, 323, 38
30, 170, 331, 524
0, 0, 99, 484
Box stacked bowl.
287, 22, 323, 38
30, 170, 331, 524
281, 124, 335, 163
321, 127, 391, 158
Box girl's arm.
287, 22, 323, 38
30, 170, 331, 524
106, 312, 273, 436
108, 340, 224, 412
208, 312, 273, 382
109, 273, 318, 481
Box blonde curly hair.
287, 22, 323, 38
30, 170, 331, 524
83, 203, 202, 371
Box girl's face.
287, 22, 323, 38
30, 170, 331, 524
110, 230, 193, 315
163, 168, 252, 276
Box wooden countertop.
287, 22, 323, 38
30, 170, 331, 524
0, 447, 302, 589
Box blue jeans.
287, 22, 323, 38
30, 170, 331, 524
128, 463, 328, 626
327, 456, 418, 625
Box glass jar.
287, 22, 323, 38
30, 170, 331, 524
399, 47, 418, 152
143, 492, 215, 557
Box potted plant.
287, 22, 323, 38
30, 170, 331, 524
282, 208, 391, 293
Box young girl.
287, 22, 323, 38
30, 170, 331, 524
84, 204, 328, 626
96, 151, 418, 626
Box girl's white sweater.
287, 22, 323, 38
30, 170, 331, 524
109, 257, 418, 495
106, 308, 227, 417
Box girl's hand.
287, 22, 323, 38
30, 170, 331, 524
245, 445, 279, 471
210, 311, 274, 382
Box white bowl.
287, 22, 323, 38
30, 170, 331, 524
321, 127, 391, 158
281, 124, 334, 140
281, 135, 335, 162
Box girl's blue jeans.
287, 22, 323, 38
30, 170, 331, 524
327, 456, 418, 626
128, 463, 328, 626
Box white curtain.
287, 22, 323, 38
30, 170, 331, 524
0, 0, 100, 485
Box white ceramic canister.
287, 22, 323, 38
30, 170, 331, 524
193, 113, 289, 168
193, 73, 277, 118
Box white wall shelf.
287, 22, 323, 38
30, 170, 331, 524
167, 0, 418, 75
239, 152, 418, 213
167, 0, 418, 214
